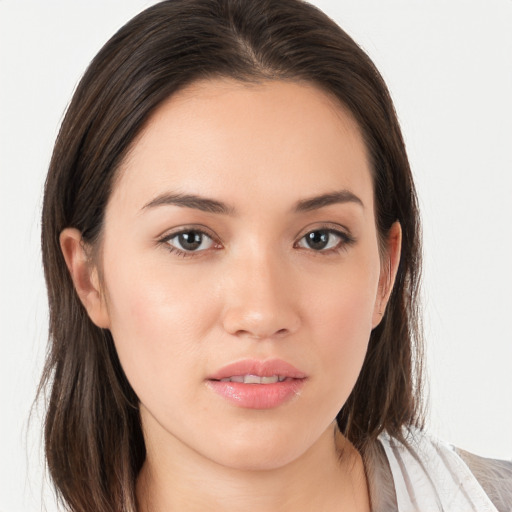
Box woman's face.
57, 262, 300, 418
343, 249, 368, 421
91, 79, 396, 470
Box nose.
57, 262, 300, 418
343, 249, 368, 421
221, 251, 301, 340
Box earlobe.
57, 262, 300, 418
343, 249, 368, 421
59, 228, 110, 329
372, 222, 402, 328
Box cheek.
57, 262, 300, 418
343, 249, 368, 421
315, 292, 374, 364
310, 252, 379, 329
101, 256, 221, 394
305, 255, 380, 387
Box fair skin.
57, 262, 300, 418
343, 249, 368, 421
61, 79, 401, 511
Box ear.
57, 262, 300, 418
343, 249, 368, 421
59, 228, 110, 329
372, 221, 402, 328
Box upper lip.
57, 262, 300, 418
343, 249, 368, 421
207, 358, 307, 381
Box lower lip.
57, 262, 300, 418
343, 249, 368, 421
206, 379, 305, 409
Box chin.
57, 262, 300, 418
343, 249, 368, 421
210, 444, 303, 472
201, 421, 322, 472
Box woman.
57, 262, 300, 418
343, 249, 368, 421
39, 0, 512, 511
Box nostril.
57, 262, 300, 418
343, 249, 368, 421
233, 327, 289, 339
222, 306, 301, 339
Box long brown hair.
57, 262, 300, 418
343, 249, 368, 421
40, 1, 423, 510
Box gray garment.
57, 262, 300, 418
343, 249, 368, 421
455, 448, 512, 512
364, 433, 512, 512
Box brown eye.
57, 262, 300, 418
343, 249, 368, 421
297, 229, 346, 251
166, 230, 215, 252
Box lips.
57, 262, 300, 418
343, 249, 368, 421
219, 375, 287, 383
207, 358, 307, 381
206, 359, 307, 409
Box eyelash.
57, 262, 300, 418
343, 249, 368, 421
158, 225, 355, 258
294, 225, 356, 254
159, 227, 221, 258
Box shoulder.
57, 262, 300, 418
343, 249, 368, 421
377, 429, 511, 512
454, 446, 512, 512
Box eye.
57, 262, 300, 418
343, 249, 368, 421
296, 228, 351, 252
164, 229, 217, 254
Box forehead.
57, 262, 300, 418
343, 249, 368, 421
112, 78, 373, 215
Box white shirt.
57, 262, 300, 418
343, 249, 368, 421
368, 429, 512, 511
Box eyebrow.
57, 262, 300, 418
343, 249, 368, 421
294, 190, 364, 212
141, 189, 363, 215
142, 192, 235, 215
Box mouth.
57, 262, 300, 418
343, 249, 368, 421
207, 358, 307, 381
206, 359, 307, 409
216, 375, 289, 384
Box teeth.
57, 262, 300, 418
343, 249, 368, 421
244, 374, 263, 384
219, 375, 287, 384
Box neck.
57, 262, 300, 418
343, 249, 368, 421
136, 423, 370, 512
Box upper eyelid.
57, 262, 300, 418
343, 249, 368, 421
294, 222, 353, 240
158, 225, 221, 243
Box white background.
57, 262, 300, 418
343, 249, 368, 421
1, 1, 511, 510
